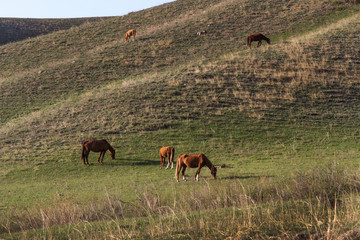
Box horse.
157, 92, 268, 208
159, 146, 175, 169
81, 139, 115, 165
175, 153, 217, 182
247, 33, 270, 49
124, 29, 136, 42
197, 30, 207, 36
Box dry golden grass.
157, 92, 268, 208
3, 164, 360, 239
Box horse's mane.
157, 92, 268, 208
102, 139, 115, 153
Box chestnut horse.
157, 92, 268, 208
159, 146, 175, 169
175, 153, 217, 182
124, 29, 136, 42
81, 139, 115, 165
247, 33, 270, 49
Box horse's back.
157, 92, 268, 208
181, 153, 205, 168
249, 33, 269, 42
127, 29, 136, 35
159, 146, 174, 157
83, 139, 109, 152
249, 33, 262, 39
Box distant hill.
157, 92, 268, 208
0, 17, 109, 45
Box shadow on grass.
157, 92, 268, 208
177, 175, 274, 181
221, 175, 274, 180
98, 159, 159, 166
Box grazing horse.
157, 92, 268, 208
159, 146, 175, 169
197, 30, 207, 36
124, 29, 136, 42
247, 33, 270, 49
81, 139, 115, 165
175, 153, 217, 182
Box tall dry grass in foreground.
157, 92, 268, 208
2, 163, 360, 239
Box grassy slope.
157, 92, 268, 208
1, 0, 360, 238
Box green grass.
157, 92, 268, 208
2, 113, 359, 208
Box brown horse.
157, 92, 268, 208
175, 153, 217, 182
159, 146, 175, 169
124, 29, 136, 42
81, 139, 115, 165
247, 33, 270, 49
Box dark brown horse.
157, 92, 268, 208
159, 146, 175, 169
175, 153, 217, 182
124, 29, 136, 42
81, 139, 115, 165
247, 33, 270, 49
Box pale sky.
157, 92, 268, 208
0, 0, 175, 19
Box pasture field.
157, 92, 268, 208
1, 0, 360, 239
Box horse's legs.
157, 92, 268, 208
166, 158, 170, 169
85, 152, 90, 165
195, 165, 202, 181
100, 151, 106, 164
181, 165, 187, 181
160, 156, 165, 169
257, 41, 262, 47
97, 152, 102, 163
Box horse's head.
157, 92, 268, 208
211, 166, 217, 179
110, 150, 116, 160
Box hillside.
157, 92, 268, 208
0, 17, 107, 45
1, 0, 360, 239
1, 0, 359, 162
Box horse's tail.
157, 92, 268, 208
175, 155, 181, 179
81, 143, 86, 161
170, 147, 175, 163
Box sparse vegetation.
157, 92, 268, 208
0, 0, 360, 239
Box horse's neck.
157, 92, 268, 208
107, 145, 114, 153
205, 160, 214, 170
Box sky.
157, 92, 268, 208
0, 0, 175, 19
